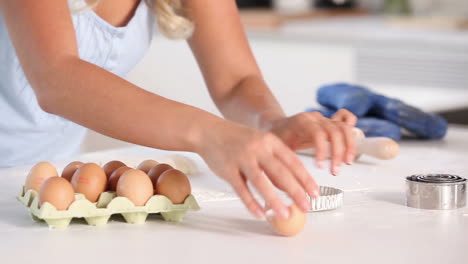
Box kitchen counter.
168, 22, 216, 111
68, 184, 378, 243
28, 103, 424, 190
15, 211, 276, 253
1, 125, 468, 263
247, 16, 468, 48
241, 16, 468, 113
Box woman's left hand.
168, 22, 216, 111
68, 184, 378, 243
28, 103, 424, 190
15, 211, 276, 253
268, 109, 357, 175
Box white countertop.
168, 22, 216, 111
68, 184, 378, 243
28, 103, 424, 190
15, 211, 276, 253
2, 126, 468, 264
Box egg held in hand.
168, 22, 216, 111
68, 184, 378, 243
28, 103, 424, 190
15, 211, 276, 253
71, 163, 107, 202
103, 160, 126, 179
267, 204, 307, 237
137, 159, 159, 174
61, 161, 84, 182
155, 169, 191, 204
108, 166, 132, 191
39, 177, 75, 210
25, 162, 59, 192
116, 169, 154, 206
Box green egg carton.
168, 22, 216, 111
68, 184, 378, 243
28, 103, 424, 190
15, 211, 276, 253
17, 188, 200, 229
17, 187, 38, 208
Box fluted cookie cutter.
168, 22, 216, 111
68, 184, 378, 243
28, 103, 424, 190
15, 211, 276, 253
308, 186, 343, 212
406, 174, 466, 210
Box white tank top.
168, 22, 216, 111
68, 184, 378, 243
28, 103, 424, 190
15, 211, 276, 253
0, 0, 155, 167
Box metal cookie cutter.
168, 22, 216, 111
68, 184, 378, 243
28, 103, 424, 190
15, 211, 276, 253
406, 174, 467, 210
308, 186, 344, 212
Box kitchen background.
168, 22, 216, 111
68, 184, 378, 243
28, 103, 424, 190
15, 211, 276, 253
82, 0, 468, 152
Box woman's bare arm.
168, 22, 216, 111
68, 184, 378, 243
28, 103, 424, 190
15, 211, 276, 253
0, 0, 320, 219
0, 0, 225, 152
186, 0, 285, 130
186, 0, 357, 174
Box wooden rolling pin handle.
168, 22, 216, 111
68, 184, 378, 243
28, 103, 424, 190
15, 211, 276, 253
356, 137, 399, 160
296, 128, 399, 160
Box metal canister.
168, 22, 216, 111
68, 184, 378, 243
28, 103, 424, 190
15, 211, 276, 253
406, 174, 467, 210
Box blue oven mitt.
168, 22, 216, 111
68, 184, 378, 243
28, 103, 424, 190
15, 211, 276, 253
356, 117, 402, 140
315, 83, 448, 140
370, 94, 447, 140
317, 83, 372, 117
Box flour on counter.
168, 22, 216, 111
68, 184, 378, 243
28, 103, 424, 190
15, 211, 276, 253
192, 189, 239, 202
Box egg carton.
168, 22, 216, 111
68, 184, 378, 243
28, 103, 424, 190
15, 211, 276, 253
17, 188, 200, 229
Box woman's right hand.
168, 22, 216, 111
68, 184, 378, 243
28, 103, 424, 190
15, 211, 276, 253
196, 121, 320, 220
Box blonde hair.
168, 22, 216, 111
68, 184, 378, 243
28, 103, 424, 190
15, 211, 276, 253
71, 0, 193, 39
146, 0, 193, 39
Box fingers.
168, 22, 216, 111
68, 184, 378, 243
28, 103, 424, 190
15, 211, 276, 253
321, 122, 346, 176
272, 141, 321, 199
310, 125, 328, 169
332, 109, 358, 127
288, 112, 356, 174
294, 113, 328, 169
338, 122, 356, 164
228, 173, 265, 219
259, 154, 310, 212
331, 110, 357, 164
307, 111, 355, 174
241, 161, 290, 220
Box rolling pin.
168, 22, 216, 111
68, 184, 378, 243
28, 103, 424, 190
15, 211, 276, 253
297, 128, 399, 160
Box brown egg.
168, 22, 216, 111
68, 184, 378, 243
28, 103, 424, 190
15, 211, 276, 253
116, 169, 153, 206
71, 163, 107, 202
61, 161, 84, 182
108, 166, 132, 191
25, 162, 59, 192
155, 169, 191, 204
39, 177, 75, 210
103, 160, 126, 179
136, 159, 159, 174
267, 204, 307, 237
148, 163, 173, 189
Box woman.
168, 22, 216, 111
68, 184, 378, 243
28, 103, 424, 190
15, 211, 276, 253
0, 0, 357, 219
